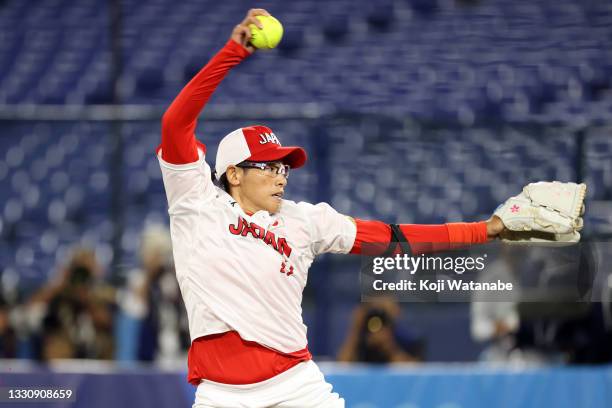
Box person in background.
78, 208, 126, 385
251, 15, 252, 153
26, 247, 115, 360
338, 298, 422, 363
470, 246, 520, 362
117, 224, 189, 362
0, 295, 17, 358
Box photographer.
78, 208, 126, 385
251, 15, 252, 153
338, 298, 422, 363
25, 247, 115, 360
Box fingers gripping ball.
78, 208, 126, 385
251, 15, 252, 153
249, 16, 283, 49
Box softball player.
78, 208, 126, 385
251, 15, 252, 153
157, 9, 505, 407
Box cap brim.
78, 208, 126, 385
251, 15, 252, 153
247, 146, 307, 169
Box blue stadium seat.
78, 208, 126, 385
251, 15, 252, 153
0, 0, 609, 119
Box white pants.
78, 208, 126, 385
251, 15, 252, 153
192, 360, 345, 408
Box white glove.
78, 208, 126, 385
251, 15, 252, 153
494, 181, 586, 243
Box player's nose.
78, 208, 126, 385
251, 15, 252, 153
276, 175, 287, 187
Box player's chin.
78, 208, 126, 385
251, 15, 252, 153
266, 196, 283, 214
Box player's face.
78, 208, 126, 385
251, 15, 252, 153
234, 162, 288, 214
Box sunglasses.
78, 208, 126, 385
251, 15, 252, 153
236, 161, 290, 178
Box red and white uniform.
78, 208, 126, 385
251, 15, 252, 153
157, 39, 355, 401
157, 142, 356, 361
158, 39, 489, 407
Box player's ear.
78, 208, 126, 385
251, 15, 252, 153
226, 166, 242, 187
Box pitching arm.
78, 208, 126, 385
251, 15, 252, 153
159, 10, 268, 164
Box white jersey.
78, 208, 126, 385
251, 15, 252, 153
158, 147, 356, 353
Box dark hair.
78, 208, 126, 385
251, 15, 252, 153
211, 171, 231, 192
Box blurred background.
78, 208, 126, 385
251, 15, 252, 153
1, 0, 612, 407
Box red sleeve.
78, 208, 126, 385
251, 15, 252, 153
158, 39, 251, 165
350, 219, 488, 255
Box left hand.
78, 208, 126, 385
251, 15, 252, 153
486, 215, 505, 239
493, 181, 586, 243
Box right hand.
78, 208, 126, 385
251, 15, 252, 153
231, 9, 271, 53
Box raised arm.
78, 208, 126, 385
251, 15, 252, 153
160, 9, 270, 165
